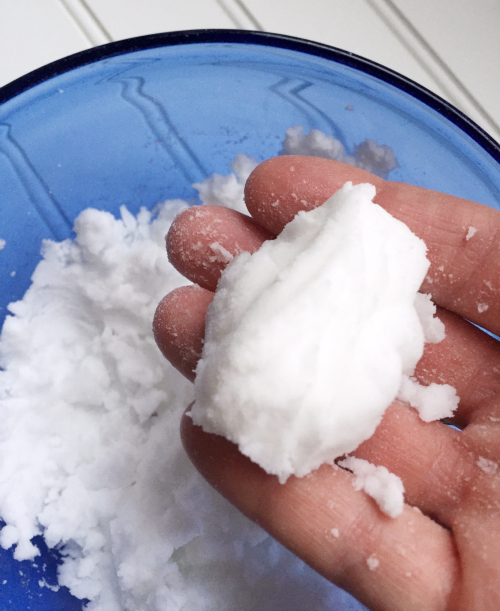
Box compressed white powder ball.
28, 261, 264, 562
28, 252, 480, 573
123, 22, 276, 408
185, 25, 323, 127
192, 182, 452, 483
339, 457, 405, 518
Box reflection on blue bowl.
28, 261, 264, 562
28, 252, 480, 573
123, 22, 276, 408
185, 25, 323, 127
0, 29, 499, 610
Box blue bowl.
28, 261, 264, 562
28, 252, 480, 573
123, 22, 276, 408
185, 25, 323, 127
0, 29, 499, 610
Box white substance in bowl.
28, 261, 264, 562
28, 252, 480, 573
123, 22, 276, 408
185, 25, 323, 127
0, 201, 358, 610
192, 182, 456, 484
0, 128, 451, 608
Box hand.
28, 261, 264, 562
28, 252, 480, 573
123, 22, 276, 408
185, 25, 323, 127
153, 156, 500, 611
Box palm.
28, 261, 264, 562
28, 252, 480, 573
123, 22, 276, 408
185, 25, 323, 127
154, 156, 500, 611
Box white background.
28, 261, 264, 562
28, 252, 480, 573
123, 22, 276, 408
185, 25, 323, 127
1, 0, 499, 141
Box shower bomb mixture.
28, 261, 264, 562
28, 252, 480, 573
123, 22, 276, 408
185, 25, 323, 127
0, 127, 455, 610
192, 182, 458, 487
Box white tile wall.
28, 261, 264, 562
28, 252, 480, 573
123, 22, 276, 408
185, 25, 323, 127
0, 0, 499, 141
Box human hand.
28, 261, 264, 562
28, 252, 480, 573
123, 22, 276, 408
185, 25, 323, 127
153, 156, 500, 611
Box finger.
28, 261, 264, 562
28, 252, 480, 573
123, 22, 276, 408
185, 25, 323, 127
181, 413, 459, 611
245, 156, 500, 335
153, 285, 213, 381
167, 205, 273, 292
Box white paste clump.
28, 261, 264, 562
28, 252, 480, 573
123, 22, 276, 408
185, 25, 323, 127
192, 182, 455, 483
339, 457, 405, 518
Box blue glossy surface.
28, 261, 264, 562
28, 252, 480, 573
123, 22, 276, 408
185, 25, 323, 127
0, 31, 499, 610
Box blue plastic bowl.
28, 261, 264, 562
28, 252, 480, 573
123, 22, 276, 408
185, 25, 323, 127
0, 29, 499, 610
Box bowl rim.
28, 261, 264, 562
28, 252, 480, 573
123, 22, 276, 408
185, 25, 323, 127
0, 28, 498, 162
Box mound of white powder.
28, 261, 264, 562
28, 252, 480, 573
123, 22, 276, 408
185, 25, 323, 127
0, 200, 364, 610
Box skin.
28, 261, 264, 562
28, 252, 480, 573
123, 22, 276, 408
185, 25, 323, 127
153, 155, 500, 611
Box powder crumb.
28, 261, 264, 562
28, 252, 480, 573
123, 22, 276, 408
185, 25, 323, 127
477, 303, 489, 313
367, 555, 379, 571
38, 579, 60, 592
0, 239, 5, 251
477, 456, 498, 475
209, 242, 234, 263
330, 528, 340, 538
397, 376, 458, 422
339, 457, 405, 518
490, 417, 500, 423
465, 226, 477, 240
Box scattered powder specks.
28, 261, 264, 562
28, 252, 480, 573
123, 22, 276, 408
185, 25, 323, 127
465, 226, 477, 240
366, 555, 379, 571
477, 303, 489, 313
477, 456, 498, 475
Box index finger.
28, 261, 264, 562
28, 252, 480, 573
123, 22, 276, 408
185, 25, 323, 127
245, 156, 500, 335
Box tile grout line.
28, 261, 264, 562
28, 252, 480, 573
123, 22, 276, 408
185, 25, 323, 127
365, 0, 500, 138
56, 0, 113, 47
214, 0, 264, 30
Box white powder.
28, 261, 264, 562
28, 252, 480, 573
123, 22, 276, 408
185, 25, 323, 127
281, 126, 399, 178
477, 456, 498, 475
465, 226, 477, 240
339, 457, 405, 518
0, 239, 5, 251
193, 153, 259, 214
0, 197, 363, 610
193, 182, 456, 484
366, 555, 379, 571
397, 376, 458, 422
477, 302, 489, 313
